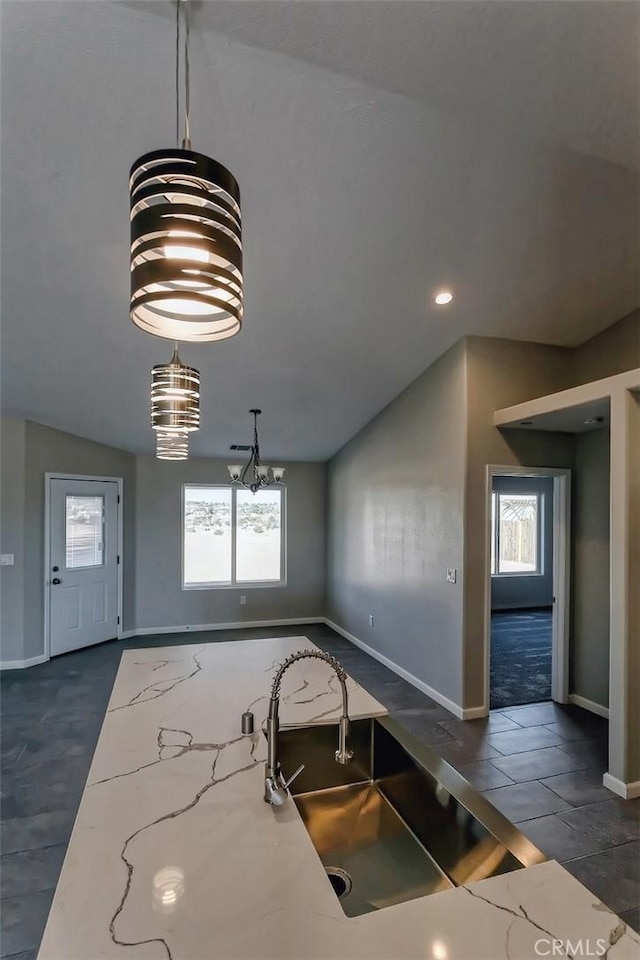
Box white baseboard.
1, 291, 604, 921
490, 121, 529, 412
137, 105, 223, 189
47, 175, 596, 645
129, 617, 324, 638
4, 619, 325, 668
569, 694, 609, 719
323, 618, 482, 720
462, 704, 490, 720
603, 773, 640, 800
0, 654, 49, 671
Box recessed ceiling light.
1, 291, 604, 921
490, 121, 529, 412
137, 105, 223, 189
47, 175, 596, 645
520, 420, 533, 426
434, 290, 453, 305
584, 416, 604, 425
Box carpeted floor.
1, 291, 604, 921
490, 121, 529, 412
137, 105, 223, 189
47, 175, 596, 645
490, 608, 553, 709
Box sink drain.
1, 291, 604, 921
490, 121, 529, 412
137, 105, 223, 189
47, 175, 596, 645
325, 866, 352, 899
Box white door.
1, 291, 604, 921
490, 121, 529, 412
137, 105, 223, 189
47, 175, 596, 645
49, 478, 120, 656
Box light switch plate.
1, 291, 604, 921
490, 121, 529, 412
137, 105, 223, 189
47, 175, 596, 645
446, 568, 457, 583
1, 554, 15, 566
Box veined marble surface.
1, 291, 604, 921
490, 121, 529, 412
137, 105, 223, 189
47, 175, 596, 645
38, 637, 640, 960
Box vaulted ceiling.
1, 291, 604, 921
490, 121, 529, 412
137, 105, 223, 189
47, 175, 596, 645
1, 1, 638, 459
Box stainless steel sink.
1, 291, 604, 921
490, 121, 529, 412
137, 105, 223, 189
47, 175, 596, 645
277, 716, 545, 918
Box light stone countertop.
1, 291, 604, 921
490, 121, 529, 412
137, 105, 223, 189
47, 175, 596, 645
37, 637, 640, 960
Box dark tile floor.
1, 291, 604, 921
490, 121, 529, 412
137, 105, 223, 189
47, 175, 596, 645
1, 623, 638, 959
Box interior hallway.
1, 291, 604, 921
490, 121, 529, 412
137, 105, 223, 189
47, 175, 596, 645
1, 624, 638, 959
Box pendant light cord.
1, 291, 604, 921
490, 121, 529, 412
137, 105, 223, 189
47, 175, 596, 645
175, 0, 180, 148
184, 0, 191, 149
176, 0, 191, 150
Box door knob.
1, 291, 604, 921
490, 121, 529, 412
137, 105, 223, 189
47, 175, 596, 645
52, 578, 62, 585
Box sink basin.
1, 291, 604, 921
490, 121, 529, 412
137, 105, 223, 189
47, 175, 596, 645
277, 716, 545, 918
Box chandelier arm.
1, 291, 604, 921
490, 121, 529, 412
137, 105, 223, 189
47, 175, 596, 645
240, 450, 254, 487
253, 411, 261, 466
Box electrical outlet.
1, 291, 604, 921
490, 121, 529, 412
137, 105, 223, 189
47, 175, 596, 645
240, 595, 247, 606
0, 554, 14, 566
446, 568, 457, 584
368, 614, 374, 627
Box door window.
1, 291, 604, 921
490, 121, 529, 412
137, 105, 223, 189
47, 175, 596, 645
65, 495, 105, 568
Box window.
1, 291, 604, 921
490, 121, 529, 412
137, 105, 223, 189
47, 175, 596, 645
491, 492, 541, 576
183, 485, 285, 588
65, 495, 105, 568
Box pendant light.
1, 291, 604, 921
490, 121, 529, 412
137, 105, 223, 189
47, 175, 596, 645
130, 0, 243, 342
156, 431, 189, 461
151, 346, 200, 433
227, 409, 285, 493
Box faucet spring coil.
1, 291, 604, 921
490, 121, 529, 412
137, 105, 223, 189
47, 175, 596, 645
270, 649, 347, 700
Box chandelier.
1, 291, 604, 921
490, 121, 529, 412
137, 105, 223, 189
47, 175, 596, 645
227, 410, 285, 493
151, 346, 200, 435
129, 0, 243, 342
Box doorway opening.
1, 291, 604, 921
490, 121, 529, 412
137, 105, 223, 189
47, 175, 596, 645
484, 466, 571, 712
490, 477, 553, 708
44, 473, 123, 658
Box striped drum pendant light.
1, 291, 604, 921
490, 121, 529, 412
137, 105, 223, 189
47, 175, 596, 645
130, 150, 242, 342
156, 431, 189, 461
130, 0, 242, 342
151, 347, 200, 434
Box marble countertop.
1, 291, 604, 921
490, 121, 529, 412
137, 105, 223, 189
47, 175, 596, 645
38, 637, 640, 960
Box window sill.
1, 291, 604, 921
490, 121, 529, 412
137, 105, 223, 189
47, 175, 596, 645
491, 572, 542, 579
182, 581, 288, 591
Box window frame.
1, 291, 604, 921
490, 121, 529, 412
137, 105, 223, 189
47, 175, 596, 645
491, 490, 543, 578
182, 483, 287, 590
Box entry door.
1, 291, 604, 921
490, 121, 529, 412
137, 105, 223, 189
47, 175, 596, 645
49, 478, 119, 656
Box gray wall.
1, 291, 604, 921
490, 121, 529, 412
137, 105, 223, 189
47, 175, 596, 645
327, 341, 467, 708
325, 323, 637, 715
134, 455, 326, 630
22, 421, 137, 660
627, 393, 640, 781
1, 419, 26, 662
570, 428, 610, 708
1, 419, 325, 660
571, 311, 640, 386
491, 475, 554, 610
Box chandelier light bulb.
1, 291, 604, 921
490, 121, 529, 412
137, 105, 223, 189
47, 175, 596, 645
164, 231, 210, 264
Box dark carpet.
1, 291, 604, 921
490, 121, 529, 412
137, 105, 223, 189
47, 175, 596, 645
490, 608, 552, 709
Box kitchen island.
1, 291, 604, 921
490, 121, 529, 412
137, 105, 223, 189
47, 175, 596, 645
38, 637, 640, 959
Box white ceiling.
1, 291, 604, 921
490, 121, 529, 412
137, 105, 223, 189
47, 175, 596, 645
501, 397, 611, 434
1, 1, 639, 459
199, 0, 640, 172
